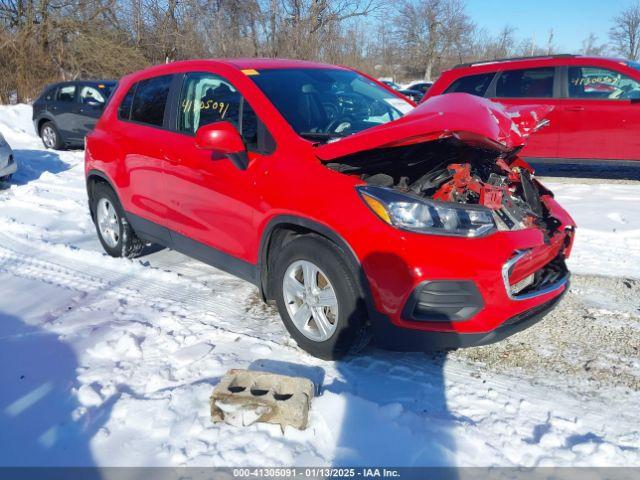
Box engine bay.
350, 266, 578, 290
325, 137, 560, 234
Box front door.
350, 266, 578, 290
161, 71, 272, 273
554, 65, 640, 161
74, 84, 109, 138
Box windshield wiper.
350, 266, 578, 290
299, 131, 349, 142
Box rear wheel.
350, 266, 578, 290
273, 235, 369, 359
91, 182, 145, 258
40, 122, 62, 150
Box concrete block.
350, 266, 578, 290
211, 369, 314, 430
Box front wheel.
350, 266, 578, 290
273, 235, 369, 359
91, 182, 145, 258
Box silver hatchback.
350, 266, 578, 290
0, 132, 17, 180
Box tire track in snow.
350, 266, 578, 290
1, 228, 637, 447
0, 230, 286, 345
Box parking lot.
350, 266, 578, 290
0, 104, 638, 467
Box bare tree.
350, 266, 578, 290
582, 33, 607, 56
394, 0, 472, 81
546, 29, 554, 55
2, 0, 633, 104
488, 25, 517, 59
610, 2, 640, 60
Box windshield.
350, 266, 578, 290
249, 68, 413, 142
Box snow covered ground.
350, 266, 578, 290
0, 105, 638, 467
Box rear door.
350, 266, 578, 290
111, 75, 174, 235
554, 65, 640, 161
489, 66, 562, 159
51, 84, 78, 141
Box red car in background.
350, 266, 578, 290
85, 59, 574, 359
425, 55, 640, 165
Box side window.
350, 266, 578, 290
444, 72, 495, 97
57, 85, 76, 102
178, 72, 241, 133
177, 72, 265, 151
130, 75, 172, 127
79, 86, 107, 105
495, 67, 555, 98
118, 85, 136, 120
567, 66, 640, 100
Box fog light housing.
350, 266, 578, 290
403, 280, 484, 322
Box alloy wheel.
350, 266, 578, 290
282, 260, 339, 342
96, 198, 120, 248
42, 125, 56, 149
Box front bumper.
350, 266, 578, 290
0, 144, 16, 177
356, 192, 575, 349
370, 282, 567, 350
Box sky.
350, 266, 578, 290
466, 0, 637, 53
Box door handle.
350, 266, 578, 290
564, 106, 585, 112
73, 108, 84, 114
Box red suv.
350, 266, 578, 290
425, 55, 640, 164
85, 59, 575, 359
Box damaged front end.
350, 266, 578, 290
318, 93, 562, 238
328, 138, 558, 238
317, 93, 575, 298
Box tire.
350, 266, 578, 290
91, 182, 145, 258
40, 121, 62, 150
273, 235, 370, 359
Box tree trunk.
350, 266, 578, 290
424, 59, 433, 82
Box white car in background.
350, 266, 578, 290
0, 132, 17, 181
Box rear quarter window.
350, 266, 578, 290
444, 72, 495, 97
40, 86, 57, 102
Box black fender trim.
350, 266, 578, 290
257, 215, 381, 321
85, 170, 119, 221
35, 116, 69, 146
86, 169, 115, 191
34, 115, 55, 134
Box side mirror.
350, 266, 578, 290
195, 121, 248, 170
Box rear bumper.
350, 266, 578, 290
370, 279, 567, 351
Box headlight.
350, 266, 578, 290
357, 185, 496, 237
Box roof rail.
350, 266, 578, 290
453, 54, 577, 69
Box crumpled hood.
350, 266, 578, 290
315, 93, 553, 162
